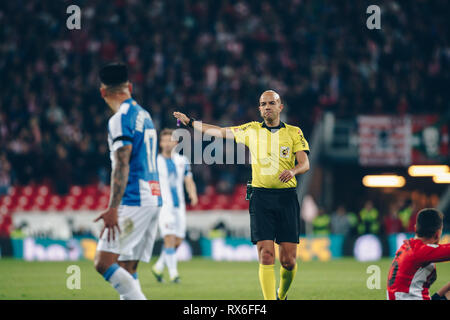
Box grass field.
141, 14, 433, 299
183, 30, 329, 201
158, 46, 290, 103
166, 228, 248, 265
0, 258, 449, 300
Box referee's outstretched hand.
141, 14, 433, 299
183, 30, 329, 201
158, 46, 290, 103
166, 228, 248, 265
173, 112, 190, 126
279, 169, 295, 183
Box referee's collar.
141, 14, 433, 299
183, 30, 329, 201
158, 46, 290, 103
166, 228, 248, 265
261, 121, 286, 131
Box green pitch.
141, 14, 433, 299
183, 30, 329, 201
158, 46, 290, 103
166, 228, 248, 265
0, 258, 448, 300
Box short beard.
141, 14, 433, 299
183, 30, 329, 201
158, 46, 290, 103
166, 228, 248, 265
262, 114, 276, 125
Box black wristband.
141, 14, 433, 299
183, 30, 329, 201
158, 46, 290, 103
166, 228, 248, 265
188, 117, 196, 128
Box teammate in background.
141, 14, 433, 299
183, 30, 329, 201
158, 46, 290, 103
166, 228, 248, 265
387, 208, 450, 300
93, 63, 162, 300
152, 129, 198, 283
174, 90, 310, 300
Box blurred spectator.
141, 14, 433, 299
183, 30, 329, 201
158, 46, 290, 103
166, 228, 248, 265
0, 153, 13, 195
383, 204, 404, 235
10, 222, 27, 239
0, 207, 13, 256
406, 191, 440, 233
0, 208, 12, 237
398, 199, 413, 231
330, 205, 350, 235
208, 221, 229, 239
358, 200, 380, 234
53, 144, 72, 195
312, 208, 330, 236
346, 211, 359, 236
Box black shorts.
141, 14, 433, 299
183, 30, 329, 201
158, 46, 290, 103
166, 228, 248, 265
249, 187, 301, 245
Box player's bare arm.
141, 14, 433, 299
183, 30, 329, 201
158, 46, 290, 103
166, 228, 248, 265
94, 144, 132, 241
436, 282, 450, 299
279, 151, 310, 183
173, 111, 234, 139
184, 175, 198, 206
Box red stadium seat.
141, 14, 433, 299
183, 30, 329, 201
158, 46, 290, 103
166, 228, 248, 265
85, 185, 99, 196
198, 194, 212, 206
96, 195, 109, 210
22, 185, 36, 197
99, 185, 111, 196
233, 184, 247, 197
82, 195, 95, 207
204, 185, 216, 196
195, 203, 207, 210
13, 186, 24, 197
35, 195, 48, 209
50, 195, 62, 206
38, 185, 50, 197
229, 202, 243, 210
8, 186, 18, 197
18, 195, 29, 208
70, 186, 83, 197
61, 195, 78, 211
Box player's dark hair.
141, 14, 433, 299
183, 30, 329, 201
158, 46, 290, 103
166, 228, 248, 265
415, 208, 443, 238
99, 62, 128, 86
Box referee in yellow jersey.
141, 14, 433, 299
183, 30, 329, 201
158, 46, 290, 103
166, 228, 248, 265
174, 90, 310, 300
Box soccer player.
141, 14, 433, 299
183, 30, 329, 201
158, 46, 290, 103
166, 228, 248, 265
387, 208, 450, 300
93, 63, 162, 300
151, 128, 198, 283
174, 90, 310, 300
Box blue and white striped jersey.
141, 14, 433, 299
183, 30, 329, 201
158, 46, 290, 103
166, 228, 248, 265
107, 98, 162, 207
157, 153, 192, 209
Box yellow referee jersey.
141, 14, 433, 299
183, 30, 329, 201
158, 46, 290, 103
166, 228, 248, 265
229, 121, 309, 189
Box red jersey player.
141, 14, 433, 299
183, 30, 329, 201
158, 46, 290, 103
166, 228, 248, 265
387, 208, 450, 300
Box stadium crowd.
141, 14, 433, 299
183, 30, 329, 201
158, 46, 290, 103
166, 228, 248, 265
0, 1, 449, 201
312, 191, 443, 237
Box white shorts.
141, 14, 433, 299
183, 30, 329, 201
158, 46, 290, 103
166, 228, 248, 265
158, 206, 186, 239
96, 205, 161, 262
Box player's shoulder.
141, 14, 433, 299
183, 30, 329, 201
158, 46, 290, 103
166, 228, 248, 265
403, 238, 430, 255
284, 123, 303, 132
284, 123, 307, 139
412, 238, 445, 250
235, 121, 260, 131
108, 99, 138, 125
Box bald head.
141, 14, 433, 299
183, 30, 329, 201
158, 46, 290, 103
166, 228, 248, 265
259, 90, 283, 125
260, 90, 281, 103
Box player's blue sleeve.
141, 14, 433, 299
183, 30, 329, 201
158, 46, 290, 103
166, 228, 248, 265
108, 104, 135, 152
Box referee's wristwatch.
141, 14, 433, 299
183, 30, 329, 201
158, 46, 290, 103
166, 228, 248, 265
188, 117, 196, 128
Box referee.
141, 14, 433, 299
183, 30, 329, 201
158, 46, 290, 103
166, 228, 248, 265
174, 90, 310, 300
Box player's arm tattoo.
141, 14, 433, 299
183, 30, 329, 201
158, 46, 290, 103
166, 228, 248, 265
109, 145, 132, 208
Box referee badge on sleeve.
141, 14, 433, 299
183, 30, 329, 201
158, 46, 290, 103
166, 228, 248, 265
280, 146, 290, 158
